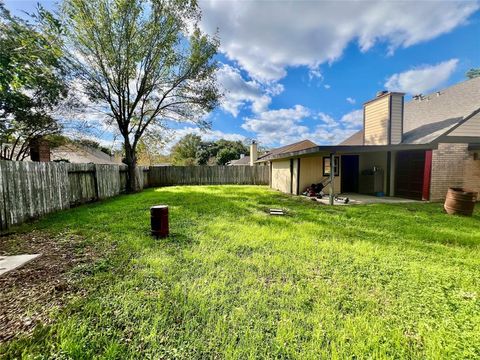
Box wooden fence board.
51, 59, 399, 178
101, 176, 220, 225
0, 161, 269, 230
96, 164, 122, 199
68, 163, 97, 205
0, 161, 70, 228
147, 165, 269, 187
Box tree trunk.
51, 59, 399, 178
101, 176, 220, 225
124, 142, 141, 193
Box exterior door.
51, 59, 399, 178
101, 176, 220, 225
395, 151, 425, 200
341, 155, 359, 193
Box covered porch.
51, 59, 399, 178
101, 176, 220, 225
268, 144, 435, 202
313, 193, 421, 205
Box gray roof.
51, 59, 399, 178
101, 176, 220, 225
228, 140, 317, 164
228, 156, 251, 165
339, 77, 480, 145
51, 143, 121, 164
256, 139, 317, 162
340, 130, 364, 145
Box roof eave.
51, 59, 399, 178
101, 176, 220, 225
265, 143, 436, 162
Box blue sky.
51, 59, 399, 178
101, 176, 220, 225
5, 0, 480, 149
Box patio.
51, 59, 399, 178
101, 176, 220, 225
310, 193, 421, 205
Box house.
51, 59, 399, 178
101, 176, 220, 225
227, 154, 252, 166
257, 77, 480, 201
50, 142, 122, 165
228, 140, 317, 166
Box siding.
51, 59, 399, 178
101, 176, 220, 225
390, 94, 403, 144
448, 111, 480, 137
292, 159, 299, 195
299, 155, 341, 194
364, 95, 389, 145
271, 160, 291, 193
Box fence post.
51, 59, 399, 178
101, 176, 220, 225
0, 161, 9, 231
93, 164, 100, 201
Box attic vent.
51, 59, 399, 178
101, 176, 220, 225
413, 94, 424, 101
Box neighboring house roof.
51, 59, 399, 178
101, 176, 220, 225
340, 77, 480, 146
228, 156, 252, 165
257, 139, 317, 162
227, 140, 317, 165
51, 143, 121, 165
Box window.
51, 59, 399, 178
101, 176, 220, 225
323, 156, 339, 176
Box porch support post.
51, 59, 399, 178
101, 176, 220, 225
422, 150, 432, 201
329, 152, 335, 205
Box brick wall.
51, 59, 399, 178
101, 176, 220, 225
430, 143, 469, 201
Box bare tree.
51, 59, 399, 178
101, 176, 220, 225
57, 0, 220, 191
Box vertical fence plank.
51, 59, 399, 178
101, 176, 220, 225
0, 161, 269, 231
147, 165, 269, 186
0, 161, 8, 231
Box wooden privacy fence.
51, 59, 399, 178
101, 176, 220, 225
0, 161, 269, 230
148, 165, 269, 186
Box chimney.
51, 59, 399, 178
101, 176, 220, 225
30, 137, 51, 162
363, 91, 405, 145
240, 154, 245, 159
249, 140, 258, 166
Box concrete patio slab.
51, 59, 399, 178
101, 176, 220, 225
308, 193, 421, 206
0, 254, 41, 276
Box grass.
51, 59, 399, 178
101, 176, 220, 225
1, 185, 480, 359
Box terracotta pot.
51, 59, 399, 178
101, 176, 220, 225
444, 188, 478, 216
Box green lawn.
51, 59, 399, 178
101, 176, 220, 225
2, 186, 480, 359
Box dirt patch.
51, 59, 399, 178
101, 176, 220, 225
0, 231, 96, 343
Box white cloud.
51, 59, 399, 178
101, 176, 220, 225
311, 109, 363, 144
340, 109, 363, 129
216, 64, 269, 117
318, 112, 337, 127
242, 105, 311, 145
241, 106, 362, 146
346, 97, 356, 104
216, 64, 286, 117
200, 0, 478, 81
324, 84, 331, 90
385, 59, 459, 95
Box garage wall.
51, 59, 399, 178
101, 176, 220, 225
271, 155, 342, 195
359, 152, 388, 192
292, 159, 299, 195
299, 155, 341, 194
271, 159, 291, 193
